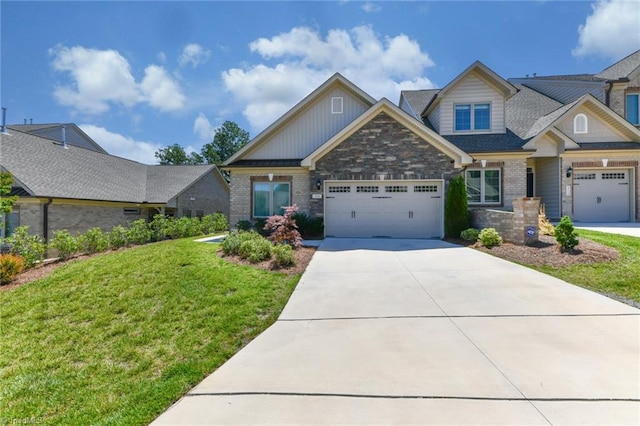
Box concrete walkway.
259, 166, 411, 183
574, 222, 640, 238
153, 238, 640, 425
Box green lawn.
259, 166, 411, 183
532, 230, 640, 303
0, 238, 300, 425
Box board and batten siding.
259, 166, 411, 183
437, 74, 506, 135
535, 157, 561, 219
556, 108, 629, 143
246, 88, 370, 159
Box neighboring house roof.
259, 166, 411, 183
595, 49, 640, 80
301, 98, 473, 169
0, 129, 227, 203
7, 123, 108, 154
224, 73, 377, 166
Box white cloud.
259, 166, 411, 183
222, 26, 435, 132
179, 43, 211, 68
140, 65, 186, 112
193, 112, 214, 141
50, 44, 185, 115
573, 0, 640, 59
80, 124, 163, 164
49, 45, 140, 114
362, 2, 381, 13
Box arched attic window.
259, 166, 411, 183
573, 113, 588, 134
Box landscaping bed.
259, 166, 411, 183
219, 245, 316, 275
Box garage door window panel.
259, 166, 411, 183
253, 182, 291, 218
466, 169, 501, 204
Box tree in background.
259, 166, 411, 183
154, 144, 203, 165
201, 121, 250, 165
1, 172, 18, 218
444, 174, 470, 238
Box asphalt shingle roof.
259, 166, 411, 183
444, 130, 528, 153
1, 130, 218, 203
595, 50, 640, 80
400, 89, 440, 118
506, 84, 563, 139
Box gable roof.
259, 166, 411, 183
595, 49, 640, 80
399, 89, 440, 120
423, 61, 518, 117
7, 123, 108, 154
0, 129, 226, 203
224, 73, 377, 166
301, 98, 473, 169
522, 94, 640, 150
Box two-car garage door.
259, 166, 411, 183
324, 180, 443, 238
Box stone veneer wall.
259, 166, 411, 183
309, 112, 460, 217
470, 198, 540, 245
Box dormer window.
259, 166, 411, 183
455, 103, 491, 131
573, 113, 588, 134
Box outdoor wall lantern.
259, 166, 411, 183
566, 166, 573, 178
316, 179, 322, 191
480, 159, 487, 168
602, 158, 608, 167
268, 173, 273, 181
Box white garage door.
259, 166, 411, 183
324, 180, 443, 238
573, 169, 631, 222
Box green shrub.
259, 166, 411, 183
478, 228, 503, 248
236, 220, 252, 231
273, 243, 295, 267
108, 225, 130, 249
150, 214, 172, 241
0, 254, 24, 284
50, 230, 79, 260
201, 213, 228, 234
239, 238, 273, 263
78, 227, 110, 254
253, 218, 269, 236
460, 228, 480, 242
221, 230, 263, 256
127, 219, 153, 245
292, 212, 324, 239
445, 175, 470, 238
6, 226, 46, 269
555, 216, 579, 252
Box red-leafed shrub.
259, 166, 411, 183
263, 205, 302, 248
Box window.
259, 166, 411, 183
573, 113, 588, 134
627, 94, 639, 125
466, 169, 501, 204
253, 182, 290, 218
123, 208, 141, 215
0, 212, 19, 238
182, 209, 192, 218
455, 103, 491, 131
331, 97, 343, 114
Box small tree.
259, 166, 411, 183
263, 205, 302, 248
444, 175, 469, 238
1, 172, 18, 236
555, 216, 579, 252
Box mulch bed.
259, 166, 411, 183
218, 246, 316, 275
458, 234, 619, 267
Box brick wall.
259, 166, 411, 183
172, 171, 230, 219
470, 198, 540, 245
47, 203, 149, 239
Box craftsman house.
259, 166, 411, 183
224, 51, 640, 239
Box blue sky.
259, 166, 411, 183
2, 1, 639, 164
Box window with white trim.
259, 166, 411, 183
573, 113, 588, 134
466, 169, 501, 204
627, 94, 639, 125
455, 103, 491, 131
253, 182, 291, 218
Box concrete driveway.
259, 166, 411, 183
153, 238, 640, 425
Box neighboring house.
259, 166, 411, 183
0, 128, 230, 240
224, 52, 640, 239
7, 122, 108, 153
